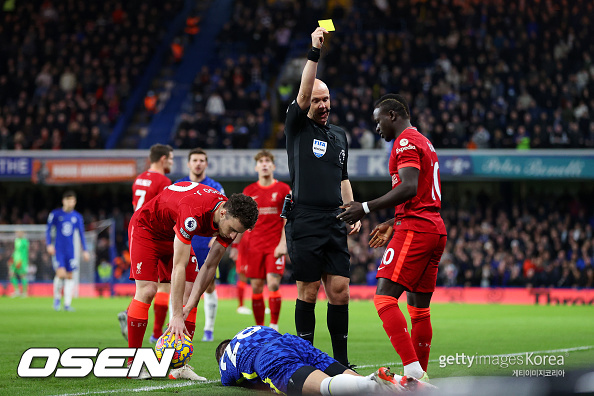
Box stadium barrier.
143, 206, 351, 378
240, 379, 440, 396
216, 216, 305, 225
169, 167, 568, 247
2, 149, 594, 182
4, 284, 593, 305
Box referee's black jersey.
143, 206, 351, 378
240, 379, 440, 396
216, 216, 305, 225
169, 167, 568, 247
284, 100, 349, 208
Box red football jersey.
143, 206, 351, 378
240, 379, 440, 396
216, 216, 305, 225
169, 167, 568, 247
132, 170, 171, 211
243, 180, 291, 251
132, 181, 234, 247
389, 127, 446, 235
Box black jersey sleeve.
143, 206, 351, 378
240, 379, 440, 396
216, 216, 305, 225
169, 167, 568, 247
284, 99, 309, 137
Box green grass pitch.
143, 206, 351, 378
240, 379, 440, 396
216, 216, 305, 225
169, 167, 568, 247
1, 297, 592, 395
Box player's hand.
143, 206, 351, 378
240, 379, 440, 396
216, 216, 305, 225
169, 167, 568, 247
229, 246, 238, 261
369, 222, 394, 248
165, 315, 189, 343
273, 243, 287, 258
348, 220, 361, 235
337, 201, 365, 225
311, 27, 328, 49
82, 251, 90, 262
47, 244, 56, 256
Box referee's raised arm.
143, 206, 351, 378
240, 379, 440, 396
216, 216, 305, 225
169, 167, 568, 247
296, 27, 327, 110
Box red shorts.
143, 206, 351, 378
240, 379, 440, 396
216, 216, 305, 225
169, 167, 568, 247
245, 248, 285, 280
376, 229, 446, 293
129, 225, 198, 283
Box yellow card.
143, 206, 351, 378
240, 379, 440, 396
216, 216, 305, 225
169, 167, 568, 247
318, 19, 335, 32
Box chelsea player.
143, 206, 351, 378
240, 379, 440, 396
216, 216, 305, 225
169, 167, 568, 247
46, 190, 89, 311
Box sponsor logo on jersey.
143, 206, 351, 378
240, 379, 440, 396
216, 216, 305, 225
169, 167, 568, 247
399, 138, 409, 146
271, 192, 278, 201
61, 222, 73, 237
394, 144, 416, 154
259, 207, 279, 215
184, 217, 197, 232
312, 139, 327, 158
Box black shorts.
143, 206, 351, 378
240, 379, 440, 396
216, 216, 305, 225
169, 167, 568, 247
285, 206, 350, 282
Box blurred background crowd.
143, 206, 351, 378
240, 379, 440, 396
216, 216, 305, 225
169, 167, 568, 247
1, 0, 592, 150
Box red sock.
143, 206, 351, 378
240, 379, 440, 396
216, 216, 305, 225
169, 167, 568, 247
127, 299, 150, 364
374, 295, 418, 366
185, 306, 197, 340
407, 305, 432, 371
252, 293, 265, 326
152, 292, 169, 339
237, 280, 246, 307
268, 290, 282, 325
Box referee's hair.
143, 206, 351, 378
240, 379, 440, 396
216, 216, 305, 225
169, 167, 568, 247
375, 94, 410, 119
215, 339, 232, 364
225, 193, 259, 230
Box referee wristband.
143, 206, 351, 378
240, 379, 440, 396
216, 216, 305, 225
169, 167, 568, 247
307, 47, 321, 62
362, 202, 370, 214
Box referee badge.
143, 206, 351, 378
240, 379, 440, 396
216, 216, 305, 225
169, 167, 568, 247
312, 139, 327, 158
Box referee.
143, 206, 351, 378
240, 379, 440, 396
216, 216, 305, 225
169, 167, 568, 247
283, 26, 361, 368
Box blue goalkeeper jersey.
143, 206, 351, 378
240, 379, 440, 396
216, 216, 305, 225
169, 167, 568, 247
174, 176, 224, 255
46, 209, 87, 256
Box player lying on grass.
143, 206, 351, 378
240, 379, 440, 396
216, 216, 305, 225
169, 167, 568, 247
216, 325, 435, 395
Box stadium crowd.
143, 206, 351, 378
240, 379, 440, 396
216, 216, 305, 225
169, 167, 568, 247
0, 0, 183, 150
3, 186, 592, 290
172, 0, 594, 150
346, 189, 594, 289
1, 0, 593, 150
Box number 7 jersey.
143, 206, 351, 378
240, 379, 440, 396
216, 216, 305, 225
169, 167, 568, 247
390, 127, 446, 235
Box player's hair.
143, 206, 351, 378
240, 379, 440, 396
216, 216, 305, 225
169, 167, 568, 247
149, 144, 173, 163
215, 339, 232, 364
225, 193, 259, 230
63, 190, 76, 199
254, 150, 274, 163
188, 147, 208, 162
375, 94, 410, 119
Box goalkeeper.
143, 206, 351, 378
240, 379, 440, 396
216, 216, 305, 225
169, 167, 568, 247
10, 230, 29, 297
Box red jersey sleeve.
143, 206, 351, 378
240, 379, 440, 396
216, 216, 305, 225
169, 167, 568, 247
174, 204, 197, 244
395, 134, 421, 170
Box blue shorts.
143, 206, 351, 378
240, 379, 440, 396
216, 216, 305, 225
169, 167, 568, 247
254, 334, 337, 394
193, 247, 220, 279
53, 253, 77, 272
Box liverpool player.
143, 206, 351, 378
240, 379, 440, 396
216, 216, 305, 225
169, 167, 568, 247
175, 148, 225, 342
338, 94, 447, 381
239, 150, 291, 330
127, 182, 258, 379
118, 144, 173, 343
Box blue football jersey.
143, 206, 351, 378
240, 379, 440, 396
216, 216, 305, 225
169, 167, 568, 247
46, 209, 87, 255
219, 326, 281, 387
174, 176, 225, 256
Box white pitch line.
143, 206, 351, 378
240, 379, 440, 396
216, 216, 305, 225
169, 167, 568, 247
51, 379, 219, 396
356, 345, 594, 369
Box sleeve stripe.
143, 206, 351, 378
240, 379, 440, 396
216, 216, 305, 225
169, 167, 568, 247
174, 228, 192, 244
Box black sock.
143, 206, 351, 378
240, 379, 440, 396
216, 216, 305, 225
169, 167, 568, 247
327, 303, 349, 366
295, 299, 316, 344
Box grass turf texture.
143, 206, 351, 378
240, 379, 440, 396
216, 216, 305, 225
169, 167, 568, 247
1, 297, 592, 395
